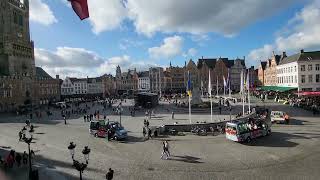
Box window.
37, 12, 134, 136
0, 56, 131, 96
316, 64, 320, 71
295, 76, 297, 83
308, 75, 313, 83
295, 66, 297, 72
301, 65, 305, 71
13, 11, 17, 24
301, 75, 305, 83
316, 74, 320, 83
308, 65, 312, 71
18, 14, 23, 26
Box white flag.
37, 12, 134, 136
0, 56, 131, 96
208, 70, 212, 97
240, 70, 244, 94
246, 70, 250, 91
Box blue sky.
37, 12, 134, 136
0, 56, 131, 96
29, 0, 320, 78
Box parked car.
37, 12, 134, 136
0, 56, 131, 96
271, 111, 289, 124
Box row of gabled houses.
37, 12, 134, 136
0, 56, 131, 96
258, 49, 320, 92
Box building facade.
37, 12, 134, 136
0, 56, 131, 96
137, 71, 150, 92
0, 0, 50, 112
101, 74, 116, 98
165, 65, 185, 93
264, 53, 282, 86
116, 66, 138, 94
277, 50, 320, 91
149, 67, 164, 94
35, 67, 60, 105
258, 61, 267, 86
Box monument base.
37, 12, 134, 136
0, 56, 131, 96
191, 88, 202, 105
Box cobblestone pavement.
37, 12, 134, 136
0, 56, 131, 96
1, 97, 320, 180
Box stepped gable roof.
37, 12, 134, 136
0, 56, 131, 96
138, 71, 149, 78
279, 51, 320, 65
274, 55, 281, 65
219, 58, 234, 68
36, 67, 52, 79
87, 77, 102, 83
163, 71, 171, 77
260, 61, 267, 70
197, 58, 217, 69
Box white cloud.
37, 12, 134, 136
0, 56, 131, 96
88, 0, 127, 34
30, 0, 57, 26
148, 35, 183, 59
247, 0, 320, 66
35, 47, 155, 78
62, 0, 297, 36
248, 44, 274, 63
183, 48, 197, 57
126, 0, 297, 37
275, 0, 320, 51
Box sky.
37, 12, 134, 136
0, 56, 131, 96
29, 0, 320, 78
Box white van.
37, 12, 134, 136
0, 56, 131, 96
271, 111, 289, 124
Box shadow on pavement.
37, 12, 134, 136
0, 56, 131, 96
168, 155, 203, 163
120, 136, 145, 144
288, 118, 309, 125
249, 132, 309, 147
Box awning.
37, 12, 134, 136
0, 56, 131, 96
258, 86, 297, 92
296, 91, 320, 96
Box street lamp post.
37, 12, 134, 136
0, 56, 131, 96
229, 105, 232, 121
21, 127, 34, 180
67, 142, 91, 180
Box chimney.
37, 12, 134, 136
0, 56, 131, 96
282, 51, 287, 57
300, 49, 304, 53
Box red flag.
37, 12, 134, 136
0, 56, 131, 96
68, 0, 89, 20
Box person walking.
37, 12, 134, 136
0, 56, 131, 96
147, 128, 152, 140
18, 130, 23, 141
160, 141, 168, 160
22, 151, 28, 165
219, 106, 222, 115
64, 116, 67, 125
171, 112, 175, 119
164, 140, 170, 157
106, 168, 114, 180
15, 153, 21, 167
142, 127, 146, 138
84, 115, 86, 122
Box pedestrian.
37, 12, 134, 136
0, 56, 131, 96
64, 116, 67, 125
147, 128, 152, 140
15, 153, 21, 167
18, 130, 23, 141
104, 115, 106, 120
160, 141, 168, 160
171, 112, 175, 119
164, 140, 170, 157
106, 168, 114, 180
143, 119, 147, 127
142, 127, 146, 138
146, 120, 149, 127
5, 150, 15, 168
84, 115, 86, 122
219, 106, 222, 115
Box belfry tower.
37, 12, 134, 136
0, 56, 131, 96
0, 0, 35, 76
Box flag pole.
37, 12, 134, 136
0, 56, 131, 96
187, 71, 192, 124
216, 76, 218, 97
241, 70, 245, 115
189, 93, 192, 124
248, 70, 251, 113
209, 69, 213, 122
